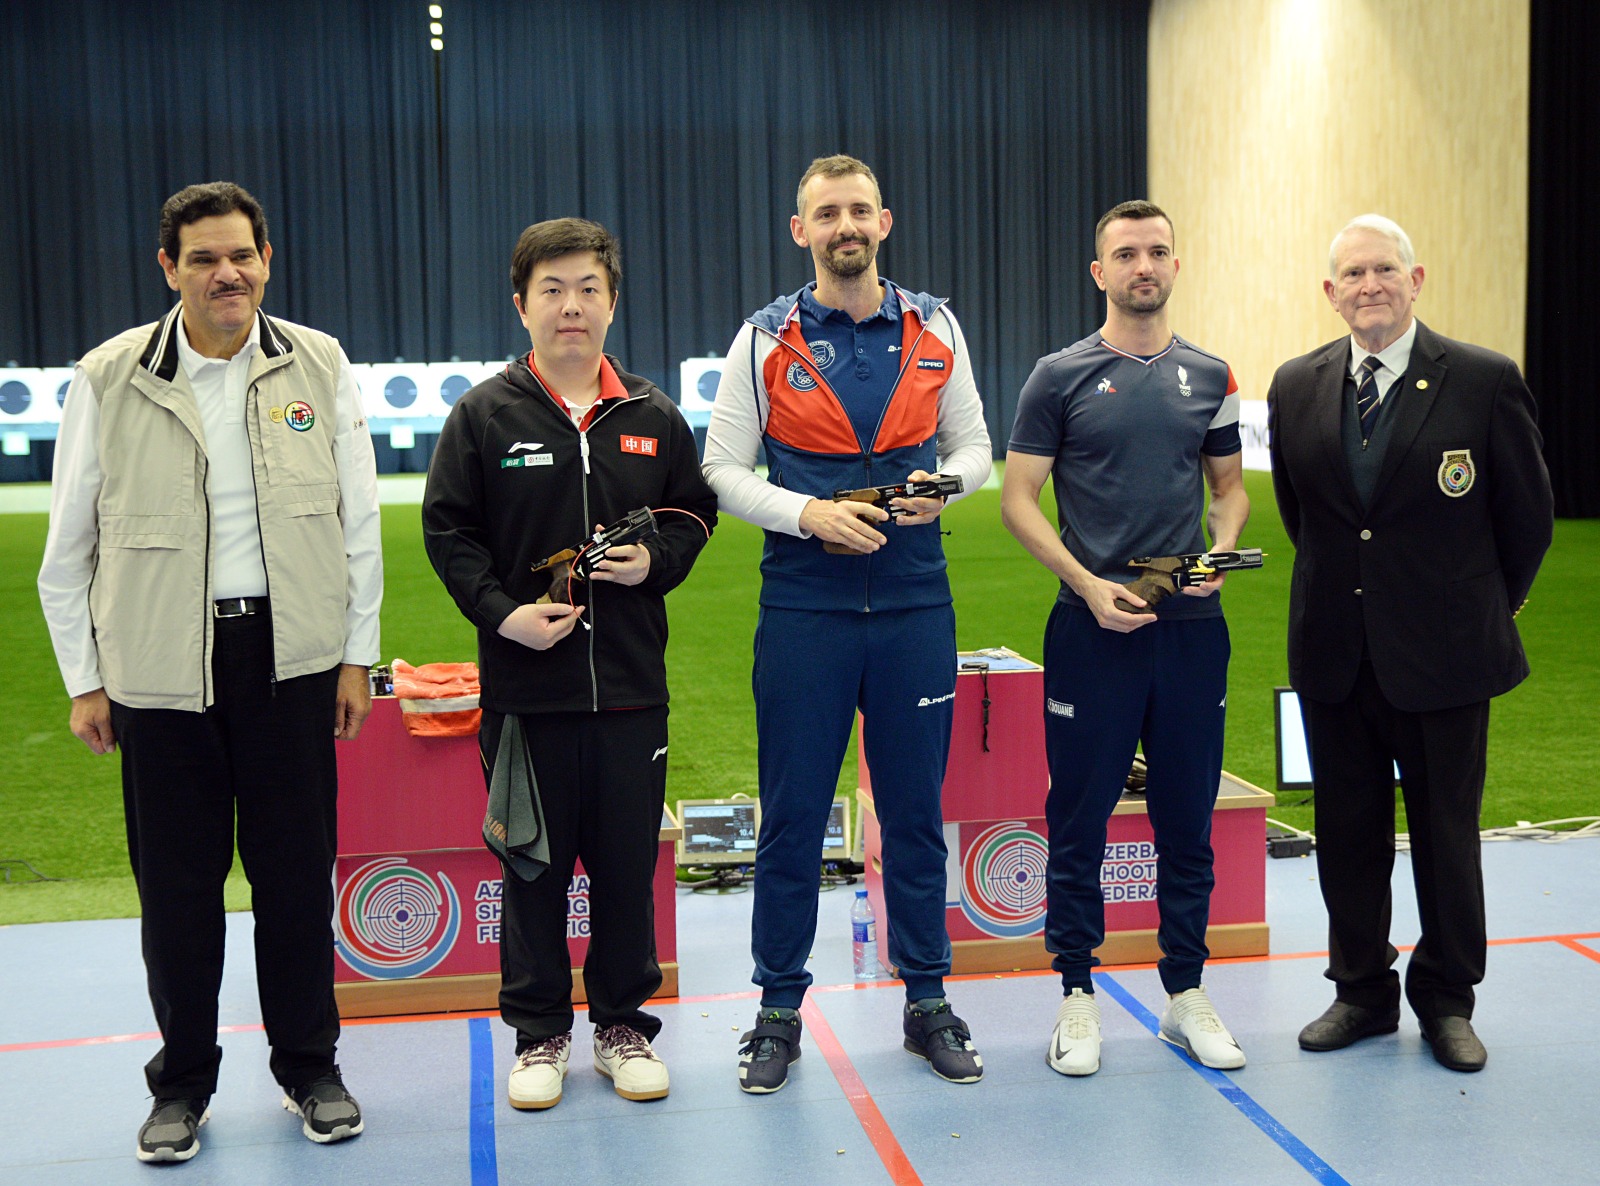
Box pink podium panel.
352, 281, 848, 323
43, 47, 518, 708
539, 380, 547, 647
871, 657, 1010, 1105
331, 696, 680, 1017
858, 649, 1273, 974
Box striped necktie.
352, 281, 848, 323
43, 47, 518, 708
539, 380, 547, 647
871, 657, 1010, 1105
1356, 355, 1384, 446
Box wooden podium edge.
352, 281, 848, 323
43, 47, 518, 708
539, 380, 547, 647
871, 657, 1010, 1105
335, 961, 681, 1020
858, 773, 1277, 821
945, 923, 1270, 976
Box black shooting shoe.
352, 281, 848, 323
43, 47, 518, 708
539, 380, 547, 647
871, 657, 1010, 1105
903, 998, 983, 1083
738, 1009, 802, 1094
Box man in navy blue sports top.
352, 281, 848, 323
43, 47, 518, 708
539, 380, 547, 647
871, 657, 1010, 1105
1001, 200, 1251, 1077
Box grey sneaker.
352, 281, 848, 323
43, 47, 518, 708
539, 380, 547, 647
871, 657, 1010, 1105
282, 1066, 364, 1143
136, 1097, 209, 1163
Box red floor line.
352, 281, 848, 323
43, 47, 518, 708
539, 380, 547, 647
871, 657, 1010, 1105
799, 997, 923, 1186
0, 1022, 261, 1054
7, 931, 1598, 1056
1554, 937, 1600, 965
1488, 931, 1600, 948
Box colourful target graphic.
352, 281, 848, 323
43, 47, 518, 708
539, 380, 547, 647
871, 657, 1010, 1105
334, 857, 461, 980
959, 821, 1049, 937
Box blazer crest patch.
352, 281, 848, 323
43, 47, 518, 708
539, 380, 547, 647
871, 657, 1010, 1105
1438, 450, 1475, 497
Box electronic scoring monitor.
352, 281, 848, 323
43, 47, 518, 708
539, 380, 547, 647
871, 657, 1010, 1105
675, 799, 760, 868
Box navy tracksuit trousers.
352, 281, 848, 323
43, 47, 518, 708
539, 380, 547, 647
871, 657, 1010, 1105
750, 605, 956, 1007
1042, 601, 1230, 995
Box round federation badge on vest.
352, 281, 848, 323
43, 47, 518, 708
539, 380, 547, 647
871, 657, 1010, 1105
284, 400, 316, 432
1438, 449, 1475, 497
785, 361, 818, 391
785, 340, 835, 393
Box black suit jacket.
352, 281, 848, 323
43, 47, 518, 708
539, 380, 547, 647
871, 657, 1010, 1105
1267, 321, 1553, 713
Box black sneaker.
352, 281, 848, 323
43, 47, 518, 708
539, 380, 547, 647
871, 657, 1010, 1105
136, 1097, 209, 1163
737, 1009, 802, 1094
903, 999, 983, 1083
282, 1066, 364, 1143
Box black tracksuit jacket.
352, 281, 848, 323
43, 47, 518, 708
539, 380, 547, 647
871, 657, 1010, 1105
422, 354, 717, 714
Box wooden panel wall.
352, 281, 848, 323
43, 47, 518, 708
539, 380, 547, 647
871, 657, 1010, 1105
1147, 0, 1529, 399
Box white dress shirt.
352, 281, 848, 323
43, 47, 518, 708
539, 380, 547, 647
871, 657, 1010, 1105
1347, 318, 1418, 405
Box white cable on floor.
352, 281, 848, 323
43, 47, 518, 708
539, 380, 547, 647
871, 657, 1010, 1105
1265, 816, 1600, 853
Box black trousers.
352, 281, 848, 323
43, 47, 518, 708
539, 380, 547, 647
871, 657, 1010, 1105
111, 614, 342, 1098
481, 707, 668, 1049
1300, 661, 1490, 1021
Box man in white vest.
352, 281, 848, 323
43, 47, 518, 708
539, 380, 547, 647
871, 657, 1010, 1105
37, 182, 383, 1163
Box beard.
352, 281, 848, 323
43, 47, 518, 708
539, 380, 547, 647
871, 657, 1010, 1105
1108, 279, 1171, 314
820, 235, 877, 279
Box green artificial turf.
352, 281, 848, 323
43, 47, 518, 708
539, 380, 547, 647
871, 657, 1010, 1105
3, 471, 1595, 924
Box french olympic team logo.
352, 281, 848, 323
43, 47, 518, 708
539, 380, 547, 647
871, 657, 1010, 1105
785, 340, 835, 392
959, 821, 1049, 938
334, 857, 462, 979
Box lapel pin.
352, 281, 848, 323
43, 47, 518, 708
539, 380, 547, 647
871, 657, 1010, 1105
1416, 379, 1429, 390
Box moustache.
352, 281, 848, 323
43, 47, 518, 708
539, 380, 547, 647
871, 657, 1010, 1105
829, 236, 869, 251
209, 285, 248, 298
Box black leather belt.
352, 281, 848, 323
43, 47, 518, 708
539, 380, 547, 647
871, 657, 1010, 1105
213, 597, 269, 619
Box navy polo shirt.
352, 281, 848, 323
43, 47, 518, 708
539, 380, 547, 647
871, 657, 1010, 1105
1009, 332, 1242, 619
796, 283, 902, 451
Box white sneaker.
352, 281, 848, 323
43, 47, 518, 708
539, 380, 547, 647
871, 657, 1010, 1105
1158, 986, 1246, 1069
593, 1024, 670, 1101
1047, 988, 1102, 1076
508, 1033, 571, 1110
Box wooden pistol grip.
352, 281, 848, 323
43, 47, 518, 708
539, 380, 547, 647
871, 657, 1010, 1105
1113, 573, 1175, 615
822, 511, 880, 555
535, 561, 576, 605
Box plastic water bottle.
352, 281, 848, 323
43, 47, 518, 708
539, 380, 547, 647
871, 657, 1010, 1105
851, 889, 880, 981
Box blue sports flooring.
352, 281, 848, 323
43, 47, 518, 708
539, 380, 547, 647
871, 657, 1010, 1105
2, 838, 1597, 1185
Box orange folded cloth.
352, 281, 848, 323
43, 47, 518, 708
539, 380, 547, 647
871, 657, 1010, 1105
392, 659, 481, 738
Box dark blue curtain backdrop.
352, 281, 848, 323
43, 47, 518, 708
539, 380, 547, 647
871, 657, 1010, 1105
1527, 0, 1599, 518
0, 0, 1149, 449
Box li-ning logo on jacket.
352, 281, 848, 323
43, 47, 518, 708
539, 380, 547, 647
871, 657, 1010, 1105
502, 441, 553, 468
786, 340, 835, 391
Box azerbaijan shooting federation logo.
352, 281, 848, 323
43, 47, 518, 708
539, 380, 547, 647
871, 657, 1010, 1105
960, 821, 1049, 938
334, 857, 462, 979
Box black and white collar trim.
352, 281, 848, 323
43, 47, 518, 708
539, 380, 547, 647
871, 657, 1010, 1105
138, 307, 291, 381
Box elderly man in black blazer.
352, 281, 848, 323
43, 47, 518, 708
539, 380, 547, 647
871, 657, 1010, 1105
1267, 214, 1553, 1072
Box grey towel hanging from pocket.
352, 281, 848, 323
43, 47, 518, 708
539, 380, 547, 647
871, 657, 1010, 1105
484, 713, 550, 882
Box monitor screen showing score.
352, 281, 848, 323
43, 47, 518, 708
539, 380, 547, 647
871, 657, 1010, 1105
675, 797, 850, 867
